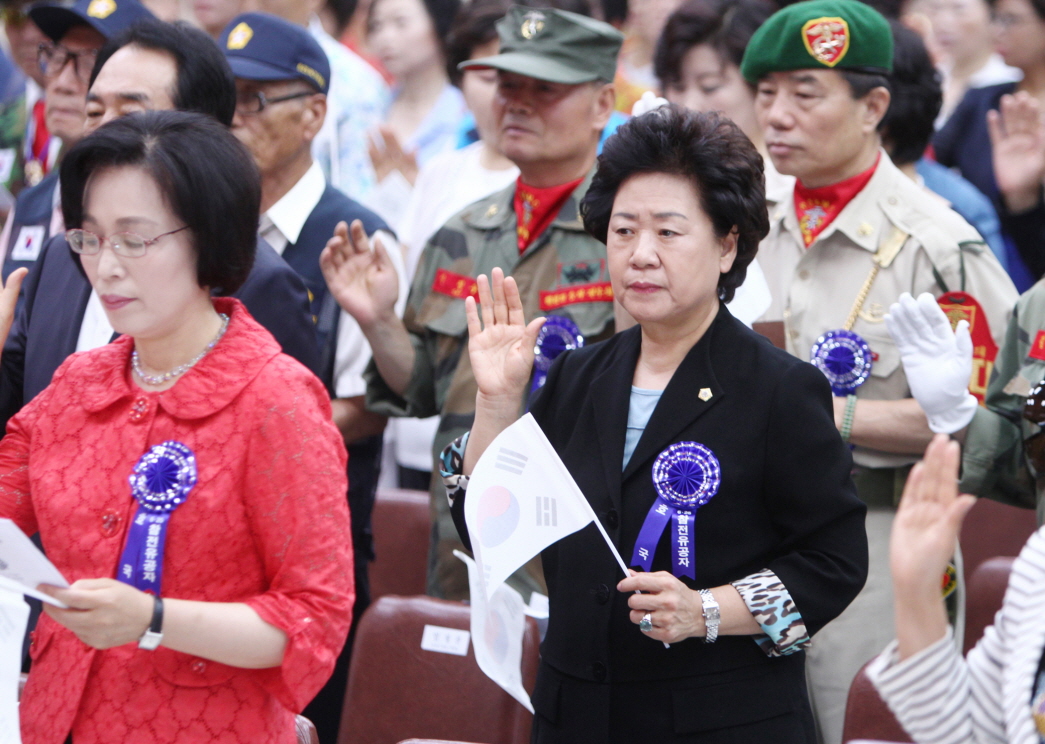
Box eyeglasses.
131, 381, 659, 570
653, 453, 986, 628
235, 89, 314, 116
66, 226, 189, 258
38, 42, 99, 82
1023, 380, 1045, 473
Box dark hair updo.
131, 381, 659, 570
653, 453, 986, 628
582, 104, 769, 303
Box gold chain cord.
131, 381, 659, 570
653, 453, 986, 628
841, 226, 909, 332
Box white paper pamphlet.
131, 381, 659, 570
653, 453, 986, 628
0, 519, 69, 607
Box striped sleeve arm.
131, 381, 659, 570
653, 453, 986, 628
866, 628, 982, 744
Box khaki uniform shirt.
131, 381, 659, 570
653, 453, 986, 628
962, 279, 1045, 522
758, 152, 1017, 470
365, 168, 615, 597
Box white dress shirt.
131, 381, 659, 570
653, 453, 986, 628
259, 160, 407, 398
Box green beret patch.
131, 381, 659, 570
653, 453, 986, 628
740, 0, 893, 82
802, 17, 849, 67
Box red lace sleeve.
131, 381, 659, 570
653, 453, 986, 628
240, 365, 354, 712
0, 360, 74, 537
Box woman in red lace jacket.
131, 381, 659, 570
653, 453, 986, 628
0, 111, 354, 744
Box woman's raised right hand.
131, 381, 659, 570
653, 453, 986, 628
466, 268, 545, 403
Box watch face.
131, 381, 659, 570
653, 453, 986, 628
138, 630, 163, 651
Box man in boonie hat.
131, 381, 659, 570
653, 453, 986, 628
740, 2, 1017, 743
322, 5, 623, 601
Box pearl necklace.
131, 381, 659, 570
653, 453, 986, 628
132, 313, 230, 386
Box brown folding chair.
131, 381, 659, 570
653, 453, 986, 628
841, 660, 913, 743
295, 715, 319, 744
370, 488, 431, 600
963, 556, 1015, 655
959, 498, 1035, 583
398, 740, 489, 744
338, 595, 539, 744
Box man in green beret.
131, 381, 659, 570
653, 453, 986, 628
322, 5, 622, 600
741, 1, 1018, 742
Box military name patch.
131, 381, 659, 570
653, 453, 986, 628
431, 268, 478, 300
1030, 331, 1045, 362
802, 17, 850, 67
539, 281, 613, 310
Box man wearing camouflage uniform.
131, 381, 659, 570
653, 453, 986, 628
322, 5, 622, 599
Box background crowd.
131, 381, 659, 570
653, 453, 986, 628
0, 0, 1043, 741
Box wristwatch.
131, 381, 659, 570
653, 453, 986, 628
699, 589, 720, 644
138, 595, 164, 651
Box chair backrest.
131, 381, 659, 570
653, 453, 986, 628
295, 715, 319, 744
397, 740, 489, 744
963, 556, 1015, 655
841, 661, 913, 743
959, 498, 1036, 583
370, 488, 431, 600
339, 595, 539, 744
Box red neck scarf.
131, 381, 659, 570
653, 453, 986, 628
514, 176, 583, 254
793, 154, 880, 247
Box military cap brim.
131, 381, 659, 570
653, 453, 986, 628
459, 52, 601, 84
30, 0, 153, 42
227, 56, 313, 87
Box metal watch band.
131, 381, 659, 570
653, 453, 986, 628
699, 589, 720, 644
138, 595, 164, 651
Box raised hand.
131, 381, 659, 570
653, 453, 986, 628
466, 268, 545, 404
368, 125, 419, 186
988, 91, 1045, 213
320, 219, 400, 329
891, 435, 976, 658
886, 292, 978, 434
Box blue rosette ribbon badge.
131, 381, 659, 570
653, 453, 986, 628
810, 329, 873, 396
630, 442, 720, 580
530, 315, 584, 395
116, 441, 198, 595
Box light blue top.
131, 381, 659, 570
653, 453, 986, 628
623, 386, 663, 470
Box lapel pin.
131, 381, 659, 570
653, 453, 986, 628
698, 388, 712, 401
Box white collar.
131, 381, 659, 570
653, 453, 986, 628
264, 160, 326, 246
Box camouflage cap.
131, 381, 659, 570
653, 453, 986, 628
459, 5, 623, 84
740, 0, 893, 83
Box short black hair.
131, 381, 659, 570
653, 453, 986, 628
89, 19, 237, 127
60, 110, 259, 295
445, 0, 510, 86
654, 0, 775, 91
582, 104, 768, 303
881, 20, 940, 165
840, 69, 891, 132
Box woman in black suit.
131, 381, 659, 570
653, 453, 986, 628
442, 105, 868, 743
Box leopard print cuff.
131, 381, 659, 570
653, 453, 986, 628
731, 568, 810, 657
439, 432, 470, 507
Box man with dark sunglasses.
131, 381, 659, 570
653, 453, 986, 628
0, 0, 153, 281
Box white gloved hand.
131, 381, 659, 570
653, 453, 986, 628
885, 292, 978, 434
631, 91, 669, 117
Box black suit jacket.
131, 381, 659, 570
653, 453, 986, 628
453, 305, 867, 735
0, 233, 319, 430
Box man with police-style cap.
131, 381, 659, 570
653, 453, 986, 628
740, 2, 1017, 741
221, 14, 406, 740
323, 5, 623, 601
0, 0, 153, 280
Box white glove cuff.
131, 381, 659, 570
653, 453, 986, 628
926, 393, 978, 435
